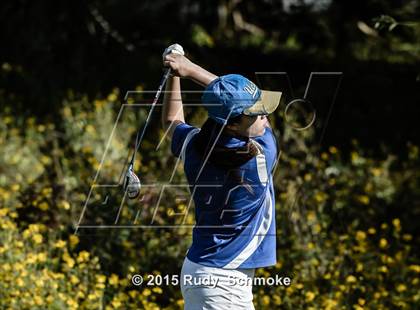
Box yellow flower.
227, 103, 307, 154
379, 238, 388, 249
38, 201, 49, 211
59, 200, 71, 210
305, 291, 315, 302
323, 299, 337, 310
70, 275, 80, 285
364, 182, 373, 193
152, 287, 163, 294
63, 252, 75, 268
11, 184, 20, 192
109, 274, 119, 287
409, 265, 420, 273
272, 295, 281, 305
262, 295, 270, 305
356, 231, 366, 242
346, 275, 357, 283
329, 146, 338, 154
311, 258, 319, 266
0, 208, 8, 217
358, 298, 366, 305
351, 151, 359, 163
371, 167, 382, 176
14, 262, 24, 271
34, 295, 43, 306
356, 195, 370, 205
313, 224, 321, 234
77, 291, 85, 299
107, 93, 118, 102
396, 284, 406, 292
85, 125, 96, 134
307, 211, 316, 222
35, 278, 44, 288
392, 218, 401, 231
96, 274, 106, 283
128, 290, 137, 299
374, 292, 381, 299
402, 234, 412, 241
77, 251, 90, 263
142, 288, 151, 297
378, 266, 388, 273
37, 252, 47, 263
111, 299, 122, 308
368, 227, 376, 234
69, 235, 79, 248
66, 299, 78, 308
32, 233, 43, 244
54, 240, 66, 248
46, 295, 54, 304
41, 187, 52, 196
314, 192, 327, 203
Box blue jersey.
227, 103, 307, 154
171, 123, 277, 269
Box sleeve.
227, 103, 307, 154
171, 122, 199, 158
256, 126, 279, 175
265, 127, 278, 153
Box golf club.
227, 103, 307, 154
123, 45, 184, 199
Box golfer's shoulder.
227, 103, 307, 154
170, 122, 200, 157
255, 125, 276, 147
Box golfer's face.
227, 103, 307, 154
241, 115, 268, 137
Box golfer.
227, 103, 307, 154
161, 44, 281, 309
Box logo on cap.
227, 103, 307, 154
244, 82, 258, 98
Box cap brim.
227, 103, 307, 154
243, 90, 282, 116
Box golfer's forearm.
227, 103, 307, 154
162, 76, 184, 129
187, 63, 218, 87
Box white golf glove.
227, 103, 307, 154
162, 43, 185, 60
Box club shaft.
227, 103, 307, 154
129, 68, 171, 166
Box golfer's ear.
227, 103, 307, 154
164, 119, 184, 140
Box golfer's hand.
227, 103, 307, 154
163, 54, 195, 78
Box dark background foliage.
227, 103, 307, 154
1, 0, 419, 152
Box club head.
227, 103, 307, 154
123, 166, 141, 199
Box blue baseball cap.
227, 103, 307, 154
202, 74, 282, 124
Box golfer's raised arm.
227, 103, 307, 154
162, 75, 184, 138
162, 52, 217, 139
163, 53, 218, 87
